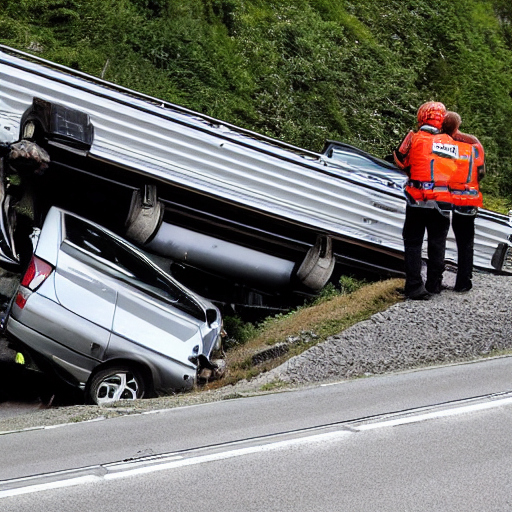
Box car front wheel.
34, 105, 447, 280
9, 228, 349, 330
87, 366, 145, 405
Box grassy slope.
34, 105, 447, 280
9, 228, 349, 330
215, 278, 404, 387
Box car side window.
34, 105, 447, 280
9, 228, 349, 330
330, 149, 382, 172
63, 215, 203, 318
64, 216, 125, 270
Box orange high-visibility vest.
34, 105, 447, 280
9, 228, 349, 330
448, 142, 482, 207
404, 131, 482, 207
405, 131, 456, 203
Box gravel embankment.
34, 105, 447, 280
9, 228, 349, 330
248, 271, 512, 388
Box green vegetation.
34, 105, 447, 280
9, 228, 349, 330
1, 0, 511, 200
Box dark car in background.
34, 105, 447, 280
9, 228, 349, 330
321, 140, 408, 183
3, 207, 224, 404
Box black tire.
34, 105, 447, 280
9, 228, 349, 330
87, 366, 146, 405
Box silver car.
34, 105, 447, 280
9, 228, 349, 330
5, 207, 224, 405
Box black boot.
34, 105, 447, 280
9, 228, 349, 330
425, 277, 442, 294
407, 286, 432, 300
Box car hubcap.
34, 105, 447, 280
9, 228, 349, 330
96, 372, 139, 404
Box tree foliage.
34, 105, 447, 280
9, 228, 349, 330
1, 0, 511, 198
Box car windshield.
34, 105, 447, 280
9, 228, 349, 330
63, 214, 205, 320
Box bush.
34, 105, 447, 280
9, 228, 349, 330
339, 275, 366, 295
222, 315, 257, 349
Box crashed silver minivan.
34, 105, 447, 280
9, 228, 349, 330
4, 206, 225, 404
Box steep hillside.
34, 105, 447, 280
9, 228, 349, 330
1, 0, 511, 200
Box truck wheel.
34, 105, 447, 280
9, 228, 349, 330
125, 185, 163, 244
296, 235, 335, 291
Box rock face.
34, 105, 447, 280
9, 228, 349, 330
251, 271, 512, 387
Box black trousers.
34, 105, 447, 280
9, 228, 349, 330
452, 211, 476, 291
402, 205, 450, 295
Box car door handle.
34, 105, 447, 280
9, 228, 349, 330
90, 342, 101, 354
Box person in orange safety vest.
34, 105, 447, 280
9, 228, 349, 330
402, 129, 472, 205
393, 101, 452, 300
441, 111, 486, 292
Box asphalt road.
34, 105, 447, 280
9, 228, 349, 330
4, 404, 508, 512
0, 356, 511, 510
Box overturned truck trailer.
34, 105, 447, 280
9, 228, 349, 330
1, 45, 511, 309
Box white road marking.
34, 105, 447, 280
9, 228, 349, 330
2, 394, 511, 498
0, 430, 351, 498
0, 475, 102, 498
105, 430, 350, 480
355, 395, 512, 431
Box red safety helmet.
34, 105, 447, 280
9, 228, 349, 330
417, 101, 447, 130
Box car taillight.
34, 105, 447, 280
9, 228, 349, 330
21, 255, 53, 290
15, 255, 53, 309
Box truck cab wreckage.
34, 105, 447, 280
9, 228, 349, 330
1, 45, 511, 313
